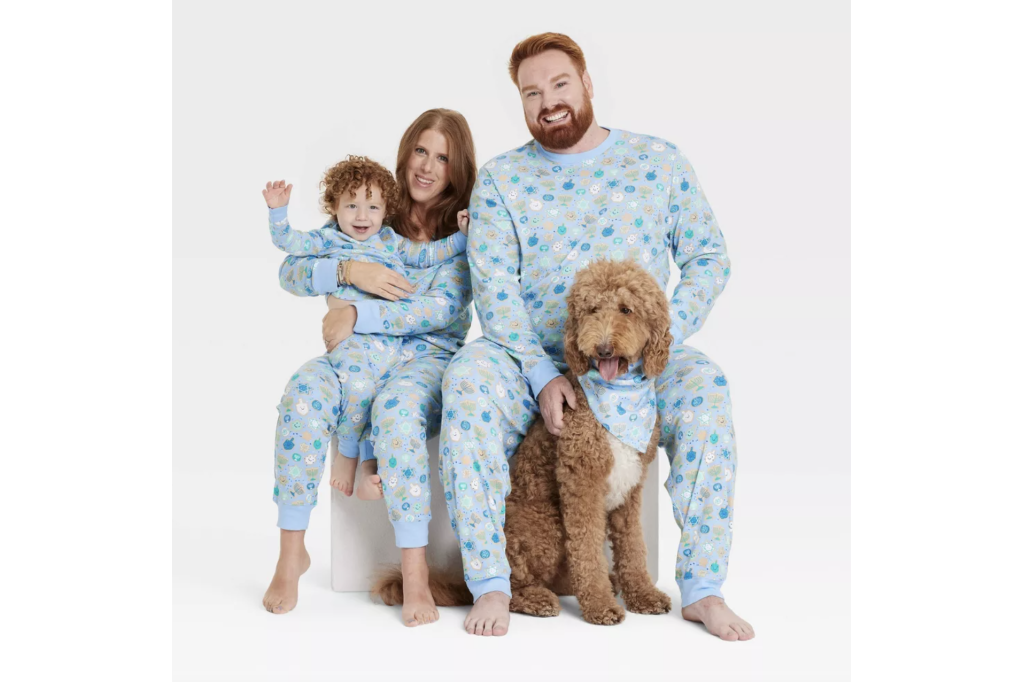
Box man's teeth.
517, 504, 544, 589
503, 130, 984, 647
544, 111, 569, 123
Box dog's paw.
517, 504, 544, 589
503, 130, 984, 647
623, 587, 672, 615
581, 599, 626, 625
510, 586, 561, 617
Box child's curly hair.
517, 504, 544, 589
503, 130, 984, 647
320, 155, 399, 221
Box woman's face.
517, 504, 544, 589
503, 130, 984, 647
405, 128, 450, 208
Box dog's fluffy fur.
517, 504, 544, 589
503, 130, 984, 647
505, 259, 673, 624
371, 260, 673, 624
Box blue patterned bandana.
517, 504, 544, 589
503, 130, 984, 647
576, 360, 658, 452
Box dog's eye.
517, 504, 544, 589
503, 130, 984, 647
620, 307, 632, 315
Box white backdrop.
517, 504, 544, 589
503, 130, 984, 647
173, 1, 849, 679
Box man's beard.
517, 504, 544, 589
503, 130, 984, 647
527, 95, 594, 151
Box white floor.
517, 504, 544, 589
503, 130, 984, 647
174, 468, 849, 681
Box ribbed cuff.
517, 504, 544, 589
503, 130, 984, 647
467, 576, 511, 602
525, 359, 564, 401
336, 438, 360, 459
447, 230, 467, 254
392, 520, 429, 548
679, 577, 725, 608
358, 439, 375, 463
268, 205, 290, 224
352, 300, 383, 334
311, 258, 342, 294
277, 503, 313, 531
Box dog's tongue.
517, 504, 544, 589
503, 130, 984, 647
599, 357, 619, 382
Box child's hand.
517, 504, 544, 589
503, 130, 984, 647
457, 209, 470, 234
263, 180, 293, 209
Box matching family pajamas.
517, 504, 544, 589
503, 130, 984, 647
441, 130, 737, 607
268, 131, 742, 609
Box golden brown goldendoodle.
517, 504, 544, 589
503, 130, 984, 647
505, 259, 674, 625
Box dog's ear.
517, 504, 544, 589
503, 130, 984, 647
562, 308, 590, 378
642, 297, 674, 378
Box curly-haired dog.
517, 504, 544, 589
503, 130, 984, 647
504, 259, 674, 625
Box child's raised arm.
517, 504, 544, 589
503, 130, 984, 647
264, 180, 343, 256
382, 208, 471, 269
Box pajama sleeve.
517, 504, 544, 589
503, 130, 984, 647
277, 254, 343, 297
665, 153, 731, 343
395, 231, 467, 268
268, 205, 344, 256
352, 258, 472, 335
467, 167, 562, 399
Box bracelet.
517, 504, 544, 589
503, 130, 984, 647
336, 259, 345, 288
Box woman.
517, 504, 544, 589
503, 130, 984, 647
263, 109, 476, 628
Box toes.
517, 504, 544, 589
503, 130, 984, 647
482, 618, 494, 636
493, 619, 509, 636
720, 626, 739, 641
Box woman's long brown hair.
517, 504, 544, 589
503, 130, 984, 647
390, 109, 476, 241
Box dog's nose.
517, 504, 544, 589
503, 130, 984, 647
596, 343, 614, 359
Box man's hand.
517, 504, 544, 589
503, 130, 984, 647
322, 305, 356, 352
537, 375, 577, 437
457, 209, 470, 234
263, 179, 293, 209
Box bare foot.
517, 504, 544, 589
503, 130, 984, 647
356, 460, 383, 500
262, 530, 311, 614
330, 453, 358, 496
400, 550, 439, 627
682, 596, 755, 641
465, 591, 510, 636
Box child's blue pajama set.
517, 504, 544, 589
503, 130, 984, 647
269, 206, 472, 547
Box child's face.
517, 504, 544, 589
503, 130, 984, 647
335, 184, 386, 241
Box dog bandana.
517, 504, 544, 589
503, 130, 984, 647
576, 360, 658, 452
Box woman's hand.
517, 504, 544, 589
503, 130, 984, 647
262, 179, 292, 208
457, 209, 470, 234
322, 305, 357, 352
347, 261, 414, 301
